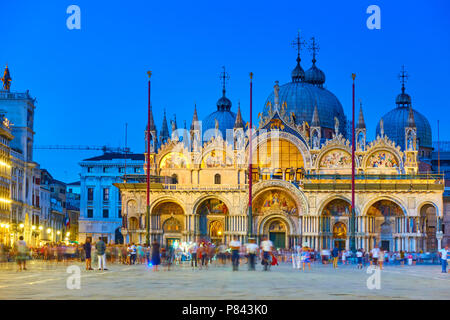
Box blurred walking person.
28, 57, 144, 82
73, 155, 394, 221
151, 240, 161, 271
15, 236, 28, 271
229, 236, 241, 271
83, 238, 93, 270
96, 237, 107, 271
245, 238, 258, 271
260, 236, 273, 271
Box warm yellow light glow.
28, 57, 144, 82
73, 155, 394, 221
57, 231, 61, 235
0, 198, 12, 203
31, 225, 36, 230
66, 232, 70, 236
5, 224, 9, 228
217, 231, 222, 236
0, 160, 11, 168
47, 228, 51, 234
38, 226, 43, 230
19, 223, 24, 228
0, 224, 4, 228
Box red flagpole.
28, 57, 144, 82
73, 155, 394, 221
248, 72, 253, 239
146, 71, 152, 246
351, 73, 356, 252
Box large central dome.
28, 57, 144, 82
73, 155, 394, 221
263, 81, 347, 136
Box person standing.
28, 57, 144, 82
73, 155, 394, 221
151, 240, 161, 271
378, 248, 384, 270
229, 236, 241, 271
371, 244, 380, 268
356, 249, 363, 269
260, 236, 273, 271
15, 236, 28, 271
95, 237, 107, 271
331, 247, 339, 269
83, 238, 93, 270
189, 242, 198, 269
301, 247, 311, 271
245, 238, 258, 271
130, 243, 137, 265
439, 245, 448, 273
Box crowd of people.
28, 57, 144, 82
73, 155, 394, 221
1, 236, 448, 274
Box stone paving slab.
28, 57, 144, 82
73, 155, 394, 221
0, 261, 448, 300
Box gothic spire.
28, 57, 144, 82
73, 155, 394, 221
190, 104, 199, 131
311, 104, 320, 127
234, 101, 244, 129
357, 100, 366, 129
148, 104, 156, 131
160, 109, 169, 143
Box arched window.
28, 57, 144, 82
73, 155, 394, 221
214, 174, 221, 184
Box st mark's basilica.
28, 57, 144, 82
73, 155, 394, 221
115, 36, 444, 252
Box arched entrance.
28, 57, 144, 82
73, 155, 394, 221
267, 219, 287, 249
209, 220, 224, 245
320, 199, 351, 249
195, 198, 228, 243
152, 201, 184, 244
419, 204, 437, 252
367, 200, 405, 251
333, 222, 347, 250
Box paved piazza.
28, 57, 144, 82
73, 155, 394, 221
0, 261, 448, 300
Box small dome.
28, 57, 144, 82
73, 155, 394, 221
291, 60, 305, 82
203, 109, 237, 139
395, 92, 412, 106
305, 64, 325, 86
216, 95, 232, 111
376, 106, 432, 149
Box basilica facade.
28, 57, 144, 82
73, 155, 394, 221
116, 38, 444, 252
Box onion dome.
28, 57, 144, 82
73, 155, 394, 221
291, 58, 305, 83
304, 37, 325, 87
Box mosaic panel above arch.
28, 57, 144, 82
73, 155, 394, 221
160, 152, 189, 169
366, 150, 399, 168
319, 149, 351, 169
253, 189, 298, 216
201, 149, 233, 168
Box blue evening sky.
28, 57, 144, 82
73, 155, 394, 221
1, 0, 449, 182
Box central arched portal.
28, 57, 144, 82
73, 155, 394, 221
196, 198, 228, 244
320, 199, 351, 250
152, 201, 184, 246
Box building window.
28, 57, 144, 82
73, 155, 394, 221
87, 167, 93, 173
87, 209, 93, 218
134, 167, 140, 173
118, 209, 122, 218
103, 188, 110, 201
87, 188, 94, 201
103, 209, 109, 218
103, 167, 109, 173
119, 167, 125, 173
214, 174, 221, 184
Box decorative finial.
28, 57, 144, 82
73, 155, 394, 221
1, 65, 12, 91
147, 71, 152, 79
351, 73, 356, 81
220, 66, 230, 96
398, 65, 409, 93
308, 37, 319, 65
292, 30, 306, 64
249, 72, 253, 80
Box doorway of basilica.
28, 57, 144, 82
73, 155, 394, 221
196, 198, 228, 242
333, 222, 347, 250
268, 220, 287, 249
